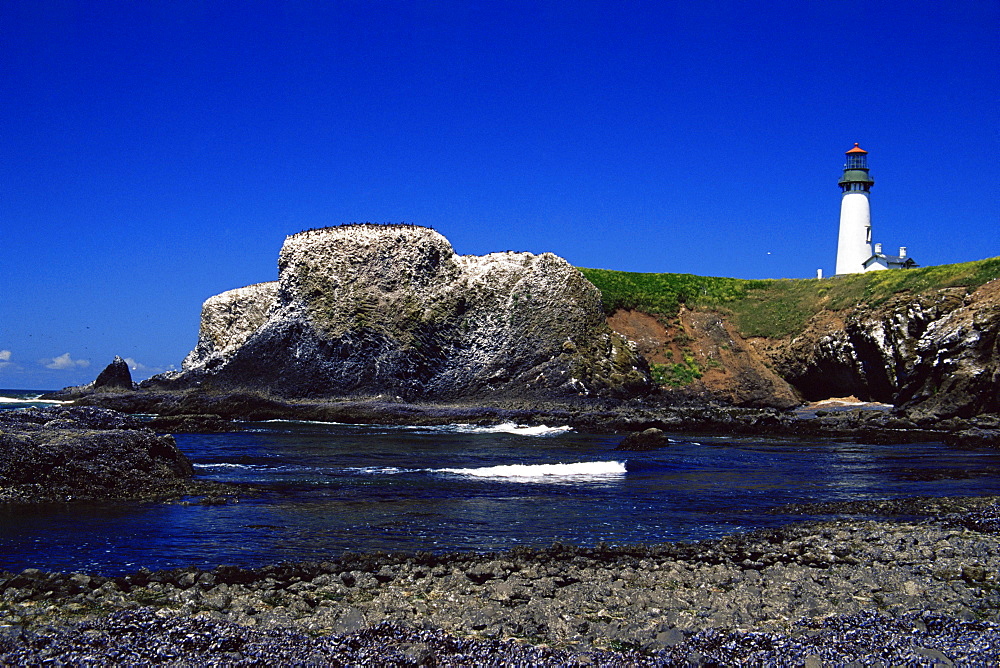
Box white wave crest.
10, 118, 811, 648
446, 422, 573, 436
343, 466, 413, 475
256, 419, 347, 426
194, 463, 260, 471
194, 463, 311, 472
438, 460, 626, 479
240, 419, 572, 436
0, 396, 70, 405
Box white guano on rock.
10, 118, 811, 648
177, 224, 649, 399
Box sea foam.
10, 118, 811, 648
445, 422, 573, 436
0, 395, 69, 405
248, 420, 571, 436
437, 460, 626, 479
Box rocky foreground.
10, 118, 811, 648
3, 497, 1000, 665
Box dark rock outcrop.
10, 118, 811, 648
150, 224, 651, 400
945, 428, 1000, 448
766, 279, 1000, 420
39, 356, 136, 400
616, 427, 671, 450
0, 406, 229, 503
93, 355, 134, 390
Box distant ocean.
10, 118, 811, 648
4, 389, 1000, 575
0, 389, 64, 408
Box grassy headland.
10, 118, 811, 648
579, 256, 1000, 339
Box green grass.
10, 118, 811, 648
650, 353, 703, 387
579, 256, 1000, 339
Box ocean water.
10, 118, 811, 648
4, 391, 1000, 575
0, 389, 64, 408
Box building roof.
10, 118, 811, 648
846, 143, 868, 154
864, 253, 919, 269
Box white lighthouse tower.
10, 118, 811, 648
835, 143, 875, 275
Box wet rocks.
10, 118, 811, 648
3, 498, 1000, 663
945, 428, 1000, 448
0, 406, 234, 503
615, 427, 671, 450
70, 387, 1000, 448
3, 607, 995, 667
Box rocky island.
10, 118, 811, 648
149, 223, 649, 401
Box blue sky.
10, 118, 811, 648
2, 0, 997, 389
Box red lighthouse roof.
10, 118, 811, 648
846, 143, 868, 154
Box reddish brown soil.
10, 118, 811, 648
607, 308, 801, 409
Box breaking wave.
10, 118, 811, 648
246, 419, 573, 437
442, 423, 573, 436
193, 463, 313, 473
437, 460, 626, 479
256, 419, 346, 426
0, 394, 69, 405
343, 466, 415, 475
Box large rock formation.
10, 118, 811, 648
764, 279, 1000, 419
165, 225, 650, 400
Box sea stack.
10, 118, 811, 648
171, 224, 650, 400
92, 356, 134, 391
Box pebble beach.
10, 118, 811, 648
3, 496, 1000, 665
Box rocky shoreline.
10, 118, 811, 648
65, 388, 1000, 449
3, 496, 1000, 665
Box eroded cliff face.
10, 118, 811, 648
763, 280, 1000, 418
177, 225, 650, 399
603, 278, 1000, 418
606, 309, 801, 409
183, 282, 279, 373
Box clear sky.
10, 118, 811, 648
2, 0, 998, 389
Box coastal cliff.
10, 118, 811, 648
163, 224, 650, 400
586, 259, 1000, 418
771, 280, 1000, 419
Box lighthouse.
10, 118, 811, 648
835, 143, 875, 275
